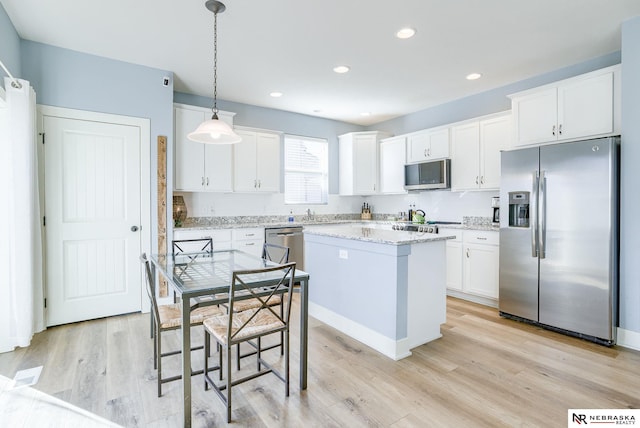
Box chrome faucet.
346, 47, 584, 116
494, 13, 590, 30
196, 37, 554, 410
306, 208, 313, 220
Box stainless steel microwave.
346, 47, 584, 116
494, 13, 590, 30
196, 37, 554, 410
404, 159, 451, 190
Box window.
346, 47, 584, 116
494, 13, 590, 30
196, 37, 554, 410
284, 135, 328, 204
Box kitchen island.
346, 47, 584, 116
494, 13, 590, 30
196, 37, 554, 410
303, 223, 454, 360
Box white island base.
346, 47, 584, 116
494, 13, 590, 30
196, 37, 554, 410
304, 225, 449, 360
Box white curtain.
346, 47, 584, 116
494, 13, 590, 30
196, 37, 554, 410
0, 77, 44, 353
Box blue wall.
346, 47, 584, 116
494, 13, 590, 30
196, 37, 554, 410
620, 16, 640, 334
20, 41, 174, 254
0, 3, 21, 90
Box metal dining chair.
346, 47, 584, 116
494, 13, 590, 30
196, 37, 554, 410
225, 242, 290, 369
203, 262, 297, 423
140, 253, 223, 397
148, 237, 215, 340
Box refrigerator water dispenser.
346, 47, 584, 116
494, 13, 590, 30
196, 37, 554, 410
508, 192, 530, 228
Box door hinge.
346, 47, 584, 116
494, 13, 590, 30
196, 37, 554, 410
43, 216, 46, 226
44, 298, 47, 308
40, 132, 45, 144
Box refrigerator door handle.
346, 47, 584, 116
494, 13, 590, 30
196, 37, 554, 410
531, 171, 539, 258
539, 170, 547, 259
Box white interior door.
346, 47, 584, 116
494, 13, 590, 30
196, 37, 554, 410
44, 113, 144, 326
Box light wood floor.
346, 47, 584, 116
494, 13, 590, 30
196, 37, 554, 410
1, 296, 639, 427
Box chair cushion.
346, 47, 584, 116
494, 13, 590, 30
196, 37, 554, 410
203, 310, 285, 345
224, 294, 282, 312
158, 303, 223, 329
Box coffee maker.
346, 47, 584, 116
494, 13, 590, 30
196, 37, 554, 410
491, 196, 500, 225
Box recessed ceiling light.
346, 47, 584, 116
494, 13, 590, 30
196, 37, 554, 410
270, 91, 283, 97
396, 28, 416, 39
360, 112, 371, 117
333, 65, 350, 74
466, 73, 482, 80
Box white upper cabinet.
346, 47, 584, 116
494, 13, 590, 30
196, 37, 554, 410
510, 65, 620, 147
233, 129, 281, 193
479, 113, 511, 189
339, 131, 391, 195
451, 112, 511, 191
406, 127, 449, 163
174, 104, 235, 192
379, 136, 407, 194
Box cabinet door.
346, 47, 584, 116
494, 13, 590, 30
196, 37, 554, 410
479, 114, 511, 190
512, 88, 558, 147
428, 128, 450, 159
174, 107, 206, 191
446, 240, 463, 291
451, 122, 480, 191
557, 71, 614, 141
233, 130, 258, 192
352, 134, 378, 194
379, 137, 407, 194
204, 145, 233, 192
463, 243, 499, 299
406, 131, 430, 163
255, 132, 281, 192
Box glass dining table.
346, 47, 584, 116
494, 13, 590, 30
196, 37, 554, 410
149, 249, 310, 427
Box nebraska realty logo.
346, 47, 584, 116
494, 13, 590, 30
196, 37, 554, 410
569, 409, 638, 426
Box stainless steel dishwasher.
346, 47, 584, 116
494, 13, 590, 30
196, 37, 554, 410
265, 226, 304, 271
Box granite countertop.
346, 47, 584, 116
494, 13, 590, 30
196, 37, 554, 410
303, 224, 455, 246
174, 215, 499, 232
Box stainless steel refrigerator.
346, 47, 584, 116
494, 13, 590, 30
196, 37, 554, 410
499, 137, 619, 345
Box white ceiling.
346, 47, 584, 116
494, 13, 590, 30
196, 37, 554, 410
2, 0, 640, 126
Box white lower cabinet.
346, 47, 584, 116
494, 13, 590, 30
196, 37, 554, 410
173, 227, 264, 257
441, 228, 499, 305
172, 228, 233, 250
440, 228, 463, 292
232, 227, 264, 258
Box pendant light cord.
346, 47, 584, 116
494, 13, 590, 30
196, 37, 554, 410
212, 10, 219, 119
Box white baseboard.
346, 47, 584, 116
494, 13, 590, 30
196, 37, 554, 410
617, 327, 640, 351
309, 302, 411, 361
446, 289, 498, 308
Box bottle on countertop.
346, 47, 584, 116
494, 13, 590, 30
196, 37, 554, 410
288, 210, 294, 222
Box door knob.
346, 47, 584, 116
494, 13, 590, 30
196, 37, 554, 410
131, 225, 140, 232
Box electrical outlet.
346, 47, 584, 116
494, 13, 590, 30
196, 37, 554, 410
339, 249, 348, 259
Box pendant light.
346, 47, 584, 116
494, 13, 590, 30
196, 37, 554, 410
188, 0, 241, 144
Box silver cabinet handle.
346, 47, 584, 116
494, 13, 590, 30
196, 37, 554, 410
258, 180, 261, 188
206, 177, 209, 186
558, 124, 563, 135
202, 177, 205, 186
476, 237, 487, 241
480, 176, 485, 185
428, 148, 431, 156
552, 125, 556, 136
466, 248, 470, 258
245, 233, 255, 237
254, 179, 257, 188
246, 242, 255, 246
475, 176, 479, 185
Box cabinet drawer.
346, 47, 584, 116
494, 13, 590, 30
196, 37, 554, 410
232, 227, 264, 241
463, 230, 499, 245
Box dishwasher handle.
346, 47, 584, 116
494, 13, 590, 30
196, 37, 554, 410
276, 232, 303, 237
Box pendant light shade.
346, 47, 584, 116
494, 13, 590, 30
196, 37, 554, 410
187, 114, 242, 144
188, 0, 241, 144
